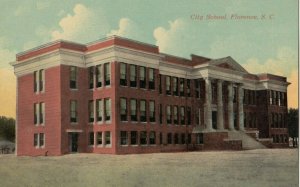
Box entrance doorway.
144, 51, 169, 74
212, 111, 217, 129
69, 133, 79, 153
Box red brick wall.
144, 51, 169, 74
17, 66, 62, 156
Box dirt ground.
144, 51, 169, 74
0, 149, 298, 187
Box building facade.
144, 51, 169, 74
11, 36, 289, 156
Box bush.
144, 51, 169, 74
0, 116, 15, 142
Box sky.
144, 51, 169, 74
0, 0, 298, 118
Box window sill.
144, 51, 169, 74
104, 144, 112, 148
71, 122, 78, 125
70, 88, 78, 91
130, 145, 138, 147
120, 145, 129, 147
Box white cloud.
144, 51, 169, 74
50, 4, 109, 43
106, 18, 146, 42
51, 4, 93, 41
242, 47, 298, 108
153, 19, 186, 54
0, 37, 16, 69
243, 47, 297, 76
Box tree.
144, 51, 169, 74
287, 108, 298, 147
0, 116, 15, 142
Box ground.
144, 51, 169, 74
0, 149, 298, 187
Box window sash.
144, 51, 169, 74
97, 132, 102, 145
130, 65, 136, 81
140, 67, 146, 80
120, 131, 128, 145
70, 66, 77, 81
89, 132, 94, 145
105, 99, 111, 120
149, 69, 154, 81
130, 99, 137, 115
166, 76, 171, 91
96, 99, 103, 121
105, 132, 111, 144
120, 63, 126, 79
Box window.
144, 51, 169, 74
96, 99, 103, 122
211, 83, 217, 103
70, 100, 78, 123
34, 71, 38, 92
39, 69, 44, 92
140, 100, 146, 122
269, 90, 273, 105
174, 133, 179, 144
34, 102, 44, 125
173, 106, 178, 125
166, 105, 172, 124
140, 131, 147, 145
70, 66, 77, 89
167, 133, 172, 144
281, 92, 285, 106
130, 65, 137, 87
104, 63, 110, 86
166, 76, 171, 95
159, 104, 163, 124
188, 134, 191, 144
149, 131, 156, 145
130, 131, 137, 145
105, 131, 111, 145
233, 87, 237, 103
187, 107, 191, 125
179, 78, 184, 96
120, 98, 127, 121
97, 132, 102, 145
34, 103, 38, 124
149, 101, 155, 122
39, 103, 45, 124
34, 70, 44, 92
104, 98, 111, 121
120, 63, 127, 86
186, 79, 191, 97
180, 106, 185, 125
34, 133, 38, 147
89, 67, 94, 89
130, 99, 137, 121
196, 108, 200, 125
181, 133, 186, 144
120, 131, 128, 145
196, 133, 204, 144
149, 68, 155, 90
34, 133, 45, 148
96, 65, 102, 88
173, 77, 178, 96
39, 133, 44, 147
195, 79, 200, 98
139, 66, 146, 88
159, 75, 162, 94
274, 91, 277, 105
88, 100, 94, 123
89, 132, 94, 146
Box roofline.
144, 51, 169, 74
16, 40, 85, 57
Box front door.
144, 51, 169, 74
69, 133, 79, 153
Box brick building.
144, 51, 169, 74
11, 36, 289, 156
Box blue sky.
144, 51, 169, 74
0, 0, 298, 117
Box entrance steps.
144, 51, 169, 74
227, 130, 266, 150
